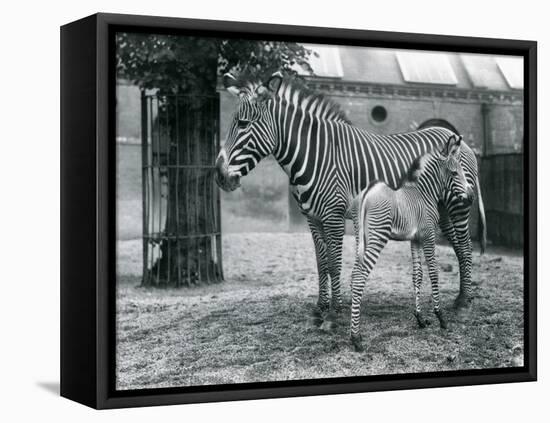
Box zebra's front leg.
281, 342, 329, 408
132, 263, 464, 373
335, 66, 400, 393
324, 216, 346, 313
307, 217, 330, 314
422, 236, 447, 329
411, 242, 429, 328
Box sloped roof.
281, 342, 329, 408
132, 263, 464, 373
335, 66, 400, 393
301, 44, 523, 92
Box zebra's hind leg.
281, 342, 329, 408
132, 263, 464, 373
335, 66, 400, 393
451, 211, 474, 310
438, 201, 472, 310
411, 242, 430, 328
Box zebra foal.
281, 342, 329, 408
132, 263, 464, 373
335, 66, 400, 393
349, 134, 473, 352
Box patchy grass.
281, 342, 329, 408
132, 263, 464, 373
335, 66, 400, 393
116, 233, 524, 390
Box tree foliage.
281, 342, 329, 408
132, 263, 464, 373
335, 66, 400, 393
116, 33, 315, 287
116, 33, 314, 94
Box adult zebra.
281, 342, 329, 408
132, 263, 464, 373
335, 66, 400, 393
215, 72, 486, 315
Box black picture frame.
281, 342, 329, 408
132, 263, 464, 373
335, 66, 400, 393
60, 12, 537, 409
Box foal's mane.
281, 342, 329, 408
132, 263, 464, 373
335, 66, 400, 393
398, 152, 436, 188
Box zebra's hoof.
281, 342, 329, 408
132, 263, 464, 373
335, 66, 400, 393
311, 308, 322, 318
311, 316, 324, 327
312, 304, 329, 318
415, 312, 429, 328
351, 335, 364, 352
453, 295, 472, 310
435, 311, 448, 329
320, 319, 337, 332
315, 302, 330, 315
332, 305, 343, 315
331, 300, 344, 314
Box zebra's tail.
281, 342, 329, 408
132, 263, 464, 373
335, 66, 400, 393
476, 180, 487, 255
352, 193, 368, 265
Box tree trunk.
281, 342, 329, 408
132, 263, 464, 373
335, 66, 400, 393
142, 55, 224, 287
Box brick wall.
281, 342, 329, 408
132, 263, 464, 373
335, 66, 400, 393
334, 94, 485, 151
485, 104, 524, 154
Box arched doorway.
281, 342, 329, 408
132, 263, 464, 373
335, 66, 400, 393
418, 119, 459, 134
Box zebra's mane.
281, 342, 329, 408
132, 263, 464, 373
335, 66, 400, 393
235, 75, 351, 124
274, 78, 351, 124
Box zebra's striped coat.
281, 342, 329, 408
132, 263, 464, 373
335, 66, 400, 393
216, 73, 486, 316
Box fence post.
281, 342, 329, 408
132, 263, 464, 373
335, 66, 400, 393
140, 90, 149, 286
481, 103, 490, 157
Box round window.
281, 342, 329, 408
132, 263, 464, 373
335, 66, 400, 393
371, 105, 388, 123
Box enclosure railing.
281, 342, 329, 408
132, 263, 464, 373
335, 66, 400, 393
481, 152, 524, 247
141, 92, 223, 287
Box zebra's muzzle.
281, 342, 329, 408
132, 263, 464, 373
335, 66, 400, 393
215, 153, 241, 192
458, 187, 475, 206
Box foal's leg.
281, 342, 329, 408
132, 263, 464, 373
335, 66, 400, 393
350, 231, 389, 352
422, 235, 447, 329
411, 241, 429, 328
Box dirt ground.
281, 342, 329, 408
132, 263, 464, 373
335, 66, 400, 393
116, 233, 524, 390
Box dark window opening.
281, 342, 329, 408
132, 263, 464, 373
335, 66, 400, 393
371, 105, 388, 123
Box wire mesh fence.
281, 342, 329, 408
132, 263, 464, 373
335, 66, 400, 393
141, 92, 223, 287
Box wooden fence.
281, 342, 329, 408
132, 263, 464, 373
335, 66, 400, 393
480, 153, 523, 248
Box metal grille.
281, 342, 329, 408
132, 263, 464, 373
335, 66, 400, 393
141, 93, 223, 287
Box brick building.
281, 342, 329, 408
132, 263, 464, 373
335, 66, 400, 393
223, 46, 524, 241
219, 45, 524, 154
118, 46, 524, 246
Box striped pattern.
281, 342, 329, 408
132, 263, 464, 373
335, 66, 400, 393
349, 135, 471, 351
217, 75, 486, 315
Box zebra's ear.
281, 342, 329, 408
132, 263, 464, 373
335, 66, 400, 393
223, 73, 241, 97
443, 134, 462, 158
266, 71, 283, 94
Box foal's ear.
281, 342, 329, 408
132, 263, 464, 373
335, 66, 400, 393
223, 73, 241, 97
442, 134, 463, 158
